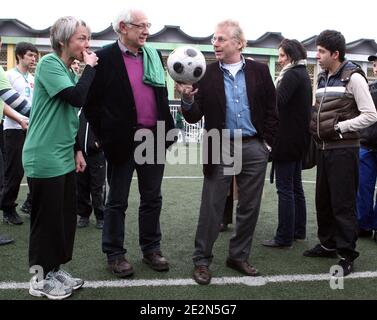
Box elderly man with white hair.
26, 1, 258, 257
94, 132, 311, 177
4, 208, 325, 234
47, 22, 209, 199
84, 8, 175, 278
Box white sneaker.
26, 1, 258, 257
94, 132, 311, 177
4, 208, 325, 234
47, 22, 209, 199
53, 269, 84, 290
29, 272, 72, 300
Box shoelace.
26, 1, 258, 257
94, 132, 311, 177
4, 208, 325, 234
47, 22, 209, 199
57, 270, 72, 278
197, 265, 208, 274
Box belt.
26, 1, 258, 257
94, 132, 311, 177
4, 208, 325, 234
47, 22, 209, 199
242, 135, 257, 141
229, 135, 257, 142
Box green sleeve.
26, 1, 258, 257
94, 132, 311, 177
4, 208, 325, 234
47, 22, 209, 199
0, 66, 11, 91
38, 56, 74, 98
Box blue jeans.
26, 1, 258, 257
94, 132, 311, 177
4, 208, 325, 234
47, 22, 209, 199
102, 153, 165, 262
274, 160, 307, 246
356, 147, 377, 231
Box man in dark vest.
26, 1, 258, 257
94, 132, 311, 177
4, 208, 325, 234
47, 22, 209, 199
305, 30, 377, 276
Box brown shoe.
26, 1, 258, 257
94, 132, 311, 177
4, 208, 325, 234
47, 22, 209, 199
226, 258, 260, 276
143, 251, 169, 271
108, 257, 134, 278
193, 265, 211, 285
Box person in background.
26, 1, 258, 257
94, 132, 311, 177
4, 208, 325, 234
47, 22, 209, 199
262, 39, 312, 248
1, 42, 38, 225
175, 107, 188, 146
71, 59, 80, 74
71, 59, 106, 230
355, 53, 377, 241
0, 35, 31, 245
76, 107, 106, 229
220, 177, 236, 232
22, 16, 98, 299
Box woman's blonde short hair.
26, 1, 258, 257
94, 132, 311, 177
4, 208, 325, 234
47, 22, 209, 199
50, 16, 90, 55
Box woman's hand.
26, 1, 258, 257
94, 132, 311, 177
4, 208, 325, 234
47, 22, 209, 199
75, 150, 87, 173
83, 50, 98, 68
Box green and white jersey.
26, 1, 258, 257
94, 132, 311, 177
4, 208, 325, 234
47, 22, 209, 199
5, 68, 34, 130
0, 66, 9, 121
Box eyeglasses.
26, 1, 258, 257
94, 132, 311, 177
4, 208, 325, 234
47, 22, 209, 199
211, 36, 230, 44
127, 22, 152, 30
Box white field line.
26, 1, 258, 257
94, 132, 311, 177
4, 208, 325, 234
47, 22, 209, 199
1, 271, 377, 290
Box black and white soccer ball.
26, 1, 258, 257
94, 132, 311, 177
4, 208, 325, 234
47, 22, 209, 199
167, 46, 206, 84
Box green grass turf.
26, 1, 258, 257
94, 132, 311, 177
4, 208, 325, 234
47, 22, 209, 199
1, 144, 377, 300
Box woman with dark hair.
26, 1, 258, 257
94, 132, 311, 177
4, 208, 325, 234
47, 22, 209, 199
262, 39, 312, 248
23, 16, 98, 299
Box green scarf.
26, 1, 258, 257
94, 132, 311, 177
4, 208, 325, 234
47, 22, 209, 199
142, 45, 166, 87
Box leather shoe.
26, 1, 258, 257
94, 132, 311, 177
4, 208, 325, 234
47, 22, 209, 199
219, 223, 228, 232
262, 239, 292, 249
77, 217, 89, 228
20, 201, 32, 215
108, 257, 134, 278
226, 258, 260, 276
143, 251, 169, 271
3, 211, 23, 225
0, 234, 14, 246
193, 265, 211, 285
95, 219, 104, 229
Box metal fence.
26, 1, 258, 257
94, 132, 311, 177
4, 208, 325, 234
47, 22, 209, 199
169, 101, 204, 143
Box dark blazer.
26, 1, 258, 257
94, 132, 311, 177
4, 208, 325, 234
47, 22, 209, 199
272, 65, 312, 161
84, 42, 175, 164
182, 58, 278, 176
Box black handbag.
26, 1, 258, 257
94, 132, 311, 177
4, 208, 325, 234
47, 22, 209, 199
302, 137, 318, 170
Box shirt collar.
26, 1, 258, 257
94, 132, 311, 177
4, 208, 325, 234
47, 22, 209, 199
118, 40, 143, 57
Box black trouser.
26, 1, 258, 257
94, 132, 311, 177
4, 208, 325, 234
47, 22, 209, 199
29, 171, 77, 275
316, 147, 359, 261
77, 152, 106, 220
103, 143, 165, 262
1, 129, 26, 212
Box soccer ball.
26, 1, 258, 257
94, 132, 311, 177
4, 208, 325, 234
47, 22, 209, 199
167, 46, 206, 84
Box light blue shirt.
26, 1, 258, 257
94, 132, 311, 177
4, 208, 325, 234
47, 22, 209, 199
182, 56, 257, 138
220, 57, 257, 138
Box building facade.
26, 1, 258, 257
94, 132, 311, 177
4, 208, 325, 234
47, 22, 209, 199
1, 19, 377, 101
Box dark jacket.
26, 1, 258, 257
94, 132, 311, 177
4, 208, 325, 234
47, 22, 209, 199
310, 61, 366, 150
272, 64, 312, 161
360, 81, 377, 150
182, 59, 278, 177
83, 42, 175, 164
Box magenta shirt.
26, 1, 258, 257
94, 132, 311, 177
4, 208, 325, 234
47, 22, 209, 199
123, 53, 158, 128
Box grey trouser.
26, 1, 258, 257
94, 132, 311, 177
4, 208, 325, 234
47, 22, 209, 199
193, 138, 269, 266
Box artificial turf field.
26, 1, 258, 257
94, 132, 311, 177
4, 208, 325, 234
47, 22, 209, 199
1, 143, 377, 302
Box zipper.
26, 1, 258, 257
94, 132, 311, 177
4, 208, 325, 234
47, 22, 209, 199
317, 77, 329, 150
84, 122, 89, 155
